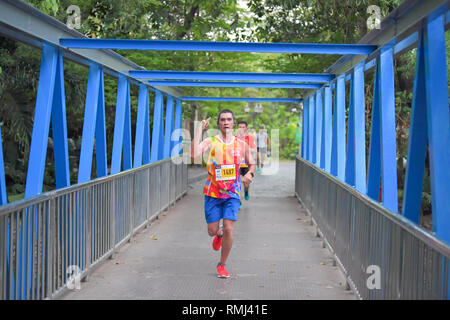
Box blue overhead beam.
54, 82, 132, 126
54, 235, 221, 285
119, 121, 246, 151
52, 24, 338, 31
60, 39, 377, 55
181, 97, 302, 103
148, 81, 322, 89
130, 71, 334, 83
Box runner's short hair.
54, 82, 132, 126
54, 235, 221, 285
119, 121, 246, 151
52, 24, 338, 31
217, 109, 236, 125
238, 121, 248, 127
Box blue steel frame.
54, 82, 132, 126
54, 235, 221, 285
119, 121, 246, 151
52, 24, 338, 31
148, 81, 322, 89
299, 5, 450, 249
182, 97, 302, 103
131, 70, 333, 82
0, 0, 449, 300
60, 38, 377, 55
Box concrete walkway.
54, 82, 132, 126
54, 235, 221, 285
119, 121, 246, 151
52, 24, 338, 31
60, 161, 354, 300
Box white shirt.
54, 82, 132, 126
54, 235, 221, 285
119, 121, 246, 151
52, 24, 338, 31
256, 132, 268, 148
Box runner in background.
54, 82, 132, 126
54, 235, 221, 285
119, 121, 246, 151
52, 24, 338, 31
256, 126, 269, 173
237, 121, 257, 202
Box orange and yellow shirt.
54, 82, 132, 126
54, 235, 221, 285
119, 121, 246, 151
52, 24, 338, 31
237, 134, 256, 168
203, 135, 246, 199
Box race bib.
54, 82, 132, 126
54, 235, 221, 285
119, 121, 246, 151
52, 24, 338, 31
215, 164, 236, 181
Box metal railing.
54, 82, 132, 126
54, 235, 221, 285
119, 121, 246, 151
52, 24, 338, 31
295, 156, 450, 300
0, 157, 187, 300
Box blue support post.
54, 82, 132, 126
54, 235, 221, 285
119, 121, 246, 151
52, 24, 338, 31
321, 86, 332, 172
301, 100, 309, 158
402, 31, 428, 224
78, 64, 101, 183
331, 75, 346, 180
308, 95, 315, 163
345, 76, 355, 187
367, 61, 382, 202
379, 42, 398, 212
314, 89, 323, 167
0, 125, 6, 205
111, 75, 133, 174
51, 50, 71, 188
143, 91, 151, 164
163, 95, 174, 159
133, 84, 149, 168
150, 91, 163, 163
95, 70, 108, 178
25, 44, 59, 197
173, 99, 183, 156
158, 96, 165, 160
352, 61, 367, 194
21, 44, 71, 300
424, 11, 450, 244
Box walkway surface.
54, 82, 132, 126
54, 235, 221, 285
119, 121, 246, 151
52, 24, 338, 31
61, 160, 354, 300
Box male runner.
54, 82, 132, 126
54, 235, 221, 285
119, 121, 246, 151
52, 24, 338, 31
256, 126, 269, 172
237, 121, 257, 201
191, 109, 256, 278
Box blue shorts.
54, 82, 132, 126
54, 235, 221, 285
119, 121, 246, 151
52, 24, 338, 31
204, 196, 240, 224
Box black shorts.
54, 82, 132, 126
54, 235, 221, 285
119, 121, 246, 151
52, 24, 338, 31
240, 167, 249, 176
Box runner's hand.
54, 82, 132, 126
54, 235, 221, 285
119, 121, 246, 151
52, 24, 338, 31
242, 172, 253, 184
201, 117, 211, 131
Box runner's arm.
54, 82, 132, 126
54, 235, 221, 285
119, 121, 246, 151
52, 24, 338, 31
191, 118, 211, 158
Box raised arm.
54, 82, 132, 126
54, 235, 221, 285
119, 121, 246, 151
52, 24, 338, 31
191, 117, 211, 158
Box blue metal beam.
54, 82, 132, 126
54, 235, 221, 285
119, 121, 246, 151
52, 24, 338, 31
172, 99, 183, 156
148, 81, 322, 89
78, 64, 107, 183
424, 10, 450, 244
163, 96, 174, 159
133, 84, 150, 168
0, 125, 6, 205
111, 76, 133, 174
181, 97, 302, 103
150, 91, 164, 163
131, 70, 333, 82
60, 38, 377, 55
379, 42, 398, 213
402, 31, 427, 224
322, 86, 332, 172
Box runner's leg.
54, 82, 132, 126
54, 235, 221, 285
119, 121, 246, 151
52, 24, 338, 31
220, 219, 234, 265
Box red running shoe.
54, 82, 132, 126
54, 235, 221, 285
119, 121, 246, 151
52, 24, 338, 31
217, 263, 230, 278
212, 233, 223, 251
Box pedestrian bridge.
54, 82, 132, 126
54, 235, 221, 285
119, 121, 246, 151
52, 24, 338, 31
0, 0, 449, 300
